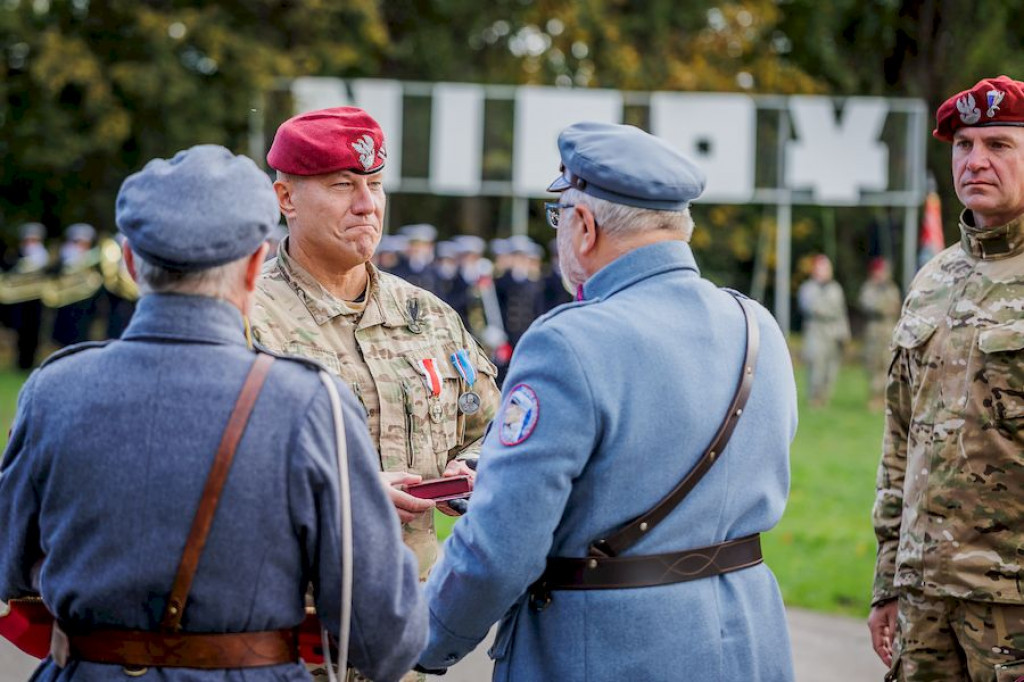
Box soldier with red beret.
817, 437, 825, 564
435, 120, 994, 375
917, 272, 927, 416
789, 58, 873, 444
250, 107, 501, 682
869, 75, 1024, 681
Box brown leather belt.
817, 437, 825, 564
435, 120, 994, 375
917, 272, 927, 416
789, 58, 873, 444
52, 622, 298, 669
529, 534, 763, 610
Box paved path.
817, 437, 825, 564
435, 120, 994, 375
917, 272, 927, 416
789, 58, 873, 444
1, 607, 885, 681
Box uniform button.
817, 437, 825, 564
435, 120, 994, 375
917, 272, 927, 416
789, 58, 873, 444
445, 653, 459, 664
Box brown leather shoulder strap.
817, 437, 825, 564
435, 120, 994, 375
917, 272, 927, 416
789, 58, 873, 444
589, 294, 760, 558
160, 353, 275, 631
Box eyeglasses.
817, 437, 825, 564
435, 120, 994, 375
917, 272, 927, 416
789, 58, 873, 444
544, 202, 576, 229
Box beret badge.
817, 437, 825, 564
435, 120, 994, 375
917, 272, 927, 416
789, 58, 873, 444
352, 134, 386, 173
957, 93, 981, 125
986, 89, 1005, 117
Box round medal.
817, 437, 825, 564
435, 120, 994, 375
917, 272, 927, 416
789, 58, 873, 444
458, 391, 481, 415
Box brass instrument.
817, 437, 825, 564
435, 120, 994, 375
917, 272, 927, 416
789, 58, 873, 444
99, 238, 138, 301
40, 248, 103, 308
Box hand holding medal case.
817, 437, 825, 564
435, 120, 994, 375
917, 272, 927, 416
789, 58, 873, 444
404, 474, 473, 502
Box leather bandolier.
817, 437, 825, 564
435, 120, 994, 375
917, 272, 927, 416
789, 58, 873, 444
529, 293, 763, 610
50, 354, 302, 670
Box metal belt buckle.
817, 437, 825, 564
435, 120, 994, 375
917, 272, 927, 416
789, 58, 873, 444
528, 583, 552, 612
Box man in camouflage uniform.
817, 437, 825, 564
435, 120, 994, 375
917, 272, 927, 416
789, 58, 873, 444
797, 254, 850, 407
856, 257, 902, 410
869, 75, 1024, 682
248, 107, 500, 682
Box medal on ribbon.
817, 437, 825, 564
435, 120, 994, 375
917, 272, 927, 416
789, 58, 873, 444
415, 358, 445, 423
451, 349, 481, 415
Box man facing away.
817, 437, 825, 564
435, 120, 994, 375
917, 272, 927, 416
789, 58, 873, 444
869, 75, 1024, 681
417, 122, 798, 681
0, 144, 426, 682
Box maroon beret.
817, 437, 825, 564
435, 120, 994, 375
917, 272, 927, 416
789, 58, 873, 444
267, 106, 387, 175
933, 75, 1024, 142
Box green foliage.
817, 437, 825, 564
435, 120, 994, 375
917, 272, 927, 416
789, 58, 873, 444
0, 0, 387, 236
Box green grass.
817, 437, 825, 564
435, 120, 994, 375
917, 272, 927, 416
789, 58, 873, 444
0, 361, 883, 619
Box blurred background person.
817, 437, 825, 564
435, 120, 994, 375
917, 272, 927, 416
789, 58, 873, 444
391, 223, 438, 294
3, 222, 50, 370
431, 239, 459, 304
857, 257, 901, 410
542, 237, 574, 312
374, 234, 407, 272
798, 254, 850, 408
494, 235, 544, 383
49, 222, 101, 348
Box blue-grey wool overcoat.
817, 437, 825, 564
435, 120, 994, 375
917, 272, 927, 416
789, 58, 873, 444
420, 241, 797, 681
0, 294, 426, 682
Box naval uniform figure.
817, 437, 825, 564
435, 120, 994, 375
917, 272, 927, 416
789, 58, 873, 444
0, 144, 426, 682
417, 122, 797, 681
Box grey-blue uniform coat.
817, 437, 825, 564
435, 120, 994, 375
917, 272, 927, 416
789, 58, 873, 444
0, 294, 427, 682
420, 241, 797, 681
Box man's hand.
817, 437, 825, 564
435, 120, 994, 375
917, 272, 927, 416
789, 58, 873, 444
868, 599, 899, 667
443, 458, 476, 481
436, 459, 475, 517
380, 471, 434, 524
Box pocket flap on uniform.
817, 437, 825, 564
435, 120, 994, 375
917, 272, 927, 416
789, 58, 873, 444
891, 312, 938, 350
285, 342, 341, 373
978, 320, 1024, 354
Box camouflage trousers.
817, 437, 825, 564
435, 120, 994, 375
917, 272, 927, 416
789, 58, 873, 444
888, 589, 1024, 682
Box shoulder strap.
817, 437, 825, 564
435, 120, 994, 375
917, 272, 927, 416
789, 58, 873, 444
589, 294, 760, 558
160, 353, 275, 631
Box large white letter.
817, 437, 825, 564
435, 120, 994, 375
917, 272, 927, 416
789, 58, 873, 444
291, 77, 348, 114
286, 78, 404, 189
430, 83, 484, 195
785, 97, 889, 205
650, 92, 756, 204
513, 86, 622, 196
350, 80, 404, 189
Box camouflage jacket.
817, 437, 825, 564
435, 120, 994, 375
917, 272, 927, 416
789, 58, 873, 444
872, 210, 1024, 605
250, 242, 500, 578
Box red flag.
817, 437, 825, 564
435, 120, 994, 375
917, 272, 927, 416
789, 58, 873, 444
918, 190, 945, 268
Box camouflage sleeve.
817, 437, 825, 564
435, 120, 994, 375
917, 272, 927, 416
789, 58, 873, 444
449, 327, 501, 463
871, 346, 911, 605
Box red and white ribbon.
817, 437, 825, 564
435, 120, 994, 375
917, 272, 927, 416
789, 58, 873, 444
416, 358, 442, 398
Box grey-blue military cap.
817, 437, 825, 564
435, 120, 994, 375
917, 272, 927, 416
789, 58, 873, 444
399, 223, 438, 243
378, 234, 409, 254
546, 122, 706, 211
490, 238, 511, 256
65, 222, 96, 243
19, 222, 46, 241
506, 235, 537, 254
115, 144, 279, 272
436, 240, 458, 260
452, 235, 486, 256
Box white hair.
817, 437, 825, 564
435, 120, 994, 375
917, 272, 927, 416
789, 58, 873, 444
561, 188, 694, 241
133, 255, 249, 299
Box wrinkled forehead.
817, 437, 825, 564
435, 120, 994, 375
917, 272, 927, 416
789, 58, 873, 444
953, 125, 1024, 145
